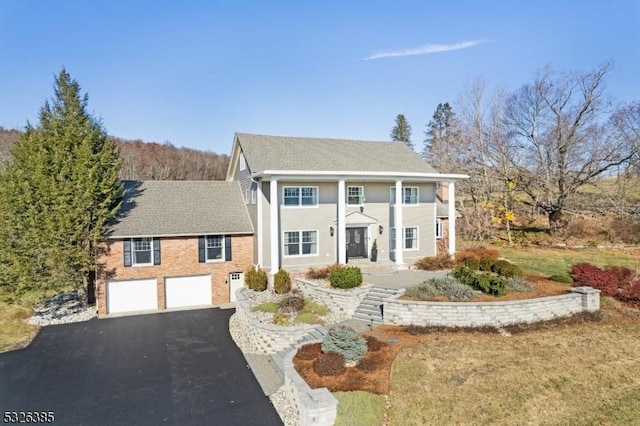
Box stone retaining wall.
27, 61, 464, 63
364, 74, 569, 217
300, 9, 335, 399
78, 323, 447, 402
235, 289, 318, 354
283, 341, 337, 426
295, 279, 370, 317
384, 286, 600, 327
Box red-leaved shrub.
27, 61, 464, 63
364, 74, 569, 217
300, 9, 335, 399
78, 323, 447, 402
313, 352, 346, 376
295, 343, 322, 361
455, 246, 500, 263
570, 263, 639, 302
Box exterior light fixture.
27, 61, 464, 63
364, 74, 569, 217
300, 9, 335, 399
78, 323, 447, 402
379, 225, 383, 235
330, 226, 335, 237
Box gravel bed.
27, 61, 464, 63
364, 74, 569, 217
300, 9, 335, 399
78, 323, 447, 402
28, 290, 97, 326
29, 307, 96, 326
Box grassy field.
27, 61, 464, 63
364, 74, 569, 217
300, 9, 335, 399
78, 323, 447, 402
499, 246, 640, 278
0, 302, 38, 353
333, 391, 386, 426
389, 323, 640, 425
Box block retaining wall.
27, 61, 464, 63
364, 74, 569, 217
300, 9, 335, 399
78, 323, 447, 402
383, 286, 600, 327
235, 289, 318, 354
295, 279, 370, 317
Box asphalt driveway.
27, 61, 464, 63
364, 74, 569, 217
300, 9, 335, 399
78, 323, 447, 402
0, 308, 282, 426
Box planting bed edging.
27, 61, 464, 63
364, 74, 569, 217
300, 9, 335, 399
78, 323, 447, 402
283, 340, 337, 426
235, 289, 318, 354
295, 279, 370, 317
383, 286, 600, 327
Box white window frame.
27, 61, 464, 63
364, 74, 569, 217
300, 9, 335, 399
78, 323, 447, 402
205, 235, 225, 262
132, 237, 153, 266
390, 186, 419, 205
239, 152, 246, 171
347, 186, 364, 205
245, 189, 250, 204
251, 188, 257, 205
389, 227, 419, 251
436, 218, 444, 239
283, 230, 318, 257
282, 186, 319, 207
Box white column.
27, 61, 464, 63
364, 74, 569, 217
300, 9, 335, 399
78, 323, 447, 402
338, 179, 346, 264
394, 179, 403, 265
270, 178, 279, 274
256, 180, 263, 267
448, 180, 456, 256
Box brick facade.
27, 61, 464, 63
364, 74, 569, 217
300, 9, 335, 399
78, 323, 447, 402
96, 234, 253, 316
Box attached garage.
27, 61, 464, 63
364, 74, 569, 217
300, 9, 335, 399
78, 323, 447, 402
107, 278, 158, 314
165, 275, 212, 309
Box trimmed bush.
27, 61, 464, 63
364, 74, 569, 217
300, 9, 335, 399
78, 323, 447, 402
305, 263, 340, 280
273, 269, 291, 294
414, 254, 456, 271
322, 326, 368, 362
452, 266, 507, 296
549, 274, 573, 284
356, 356, 381, 373
329, 266, 363, 289
455, 246, 500, 263
571, 263, 639, 303
365, 335, 383, 352
404, 281, 439, 300
478, 257, 495, 272
463, 257, 480, 270
491, 259, 524, 278
278, 295, 304, 313
505, 276, 534, 292
406, 277, 479, 301
295, 342, 322, 361
246, 267, 268, 292
313, 351, 346, 376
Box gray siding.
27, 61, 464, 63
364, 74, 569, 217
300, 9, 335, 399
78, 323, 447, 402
234, 151, 258, 263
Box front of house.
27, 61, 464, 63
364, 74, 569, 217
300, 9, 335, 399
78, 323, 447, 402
227, 133, 466, 274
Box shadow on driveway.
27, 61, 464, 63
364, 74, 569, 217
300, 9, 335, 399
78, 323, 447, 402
0, 308, 282, 425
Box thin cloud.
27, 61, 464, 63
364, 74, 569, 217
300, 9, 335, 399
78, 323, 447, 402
363, 40, 486, 61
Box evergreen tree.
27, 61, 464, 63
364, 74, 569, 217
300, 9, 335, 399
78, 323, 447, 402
390, 114, 413, 149
423, 102, 458, 166
0, 69, 122, 305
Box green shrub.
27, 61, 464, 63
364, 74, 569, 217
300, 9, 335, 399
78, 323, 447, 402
404, 281, 440, 300
463, 257, 480, 270
549, 274, 573, 284
322, 326, 368, 362
405, 277, 479, 301
313, 351, 346, 376
506, 276, 534, 292
251, 301, 278, 313
246, 267, 268, 292
302, 299, 330, 315
478, 257, 495, 272
278, 295, 305, 314
274, 269, 291, 294
295, 342, 322, 360
294, 312, 324, 325
414, 254, 456, 271
330, 266, 363, 289
491, 259, 524, 278
451, 266, 506, 296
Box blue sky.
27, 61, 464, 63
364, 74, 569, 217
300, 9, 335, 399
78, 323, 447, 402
1, 1, 638, 154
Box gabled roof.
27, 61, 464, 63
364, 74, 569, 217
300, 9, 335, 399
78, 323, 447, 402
108, 181, 253, 239
233, 133, 439, 174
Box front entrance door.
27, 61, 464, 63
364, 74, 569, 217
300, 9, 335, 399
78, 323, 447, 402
346, 227, 367, 258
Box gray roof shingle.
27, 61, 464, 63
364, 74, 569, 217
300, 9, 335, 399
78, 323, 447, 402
236, 133, 438, 174
108, 181, 253, 238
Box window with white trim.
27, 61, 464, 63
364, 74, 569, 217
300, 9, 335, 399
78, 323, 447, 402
283, 186, 318, 206
284, 230, 318, 256
390, 187, 419, 205
436, 218, 444, 239
206, 235, 224, 261
245, 189, 250, 204
389, 227, 419, 250
251, 188, 257, 205
239, 152, 246, 171
347, 186, 364, 205
133, 237, 152, 265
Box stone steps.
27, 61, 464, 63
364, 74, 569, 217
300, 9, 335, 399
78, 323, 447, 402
351, 285, 400, 328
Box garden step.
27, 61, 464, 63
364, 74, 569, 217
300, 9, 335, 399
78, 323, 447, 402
245, 353, 284, 396
355, 306, 383, 317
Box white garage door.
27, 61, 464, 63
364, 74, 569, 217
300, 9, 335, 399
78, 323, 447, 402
165, 275, 212, 309
107, 279, 158, 314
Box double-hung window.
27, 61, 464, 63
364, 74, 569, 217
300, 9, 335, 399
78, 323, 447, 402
436, 218, 444, 239
347, 186, 364, 205
205, 235, 224, 261
283, 186, 318, 207
390, 227, 419, 250
284, 230, 318, 256
390, 187, 419, 205
133, 237, 152, 265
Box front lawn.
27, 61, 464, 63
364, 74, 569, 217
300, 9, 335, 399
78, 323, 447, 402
0, 302, 38, 352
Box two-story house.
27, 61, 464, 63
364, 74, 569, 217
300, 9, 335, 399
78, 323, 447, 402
226, 133, 466, 274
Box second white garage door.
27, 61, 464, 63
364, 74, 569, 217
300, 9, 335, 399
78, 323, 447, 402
165, 275, 212, 309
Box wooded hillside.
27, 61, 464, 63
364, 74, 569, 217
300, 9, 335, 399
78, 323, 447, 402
0, 127, 229, 180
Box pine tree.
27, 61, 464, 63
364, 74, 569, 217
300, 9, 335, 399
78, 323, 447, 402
0, 69, 122, 305
390, 114, 413, 149
423, 102, 458, 166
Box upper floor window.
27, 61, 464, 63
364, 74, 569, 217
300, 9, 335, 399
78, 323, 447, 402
390, 186, 419, 205
206, 235, 224, 261
347, 186, 364, 205
124, 237, 161, 267
283, 186, 318, 207
198, 235, 232, 262
239, 152, 247, 171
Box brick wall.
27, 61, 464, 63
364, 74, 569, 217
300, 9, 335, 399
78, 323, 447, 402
96, 234, 253, 316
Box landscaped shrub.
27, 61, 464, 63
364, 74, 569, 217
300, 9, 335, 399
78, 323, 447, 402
405, 277, 478, 301
322, 326, 368, 362
302, 299, 330, 315
278, 295, 305, 313
571, 263, 638, 301
463, 257, 480, 270
414, 254, 456, 271
404, 281, 439, 300
619, 278, 640, 305
246, 267, 268, 292
478, 257, 495, 272
329, 266, 363, 289
356, 355, 383, 373
549, 274, 573, 284
365, 335, 383, 352
455, 246, 500, 263
505, 276, 534, 292
273, 269, 291, 294
295, 342, 322, 360
305, 263, 340, 279
313, 351, 346, 376
251, 301, 278, 313
451, 266, 507, 296
491, 259, 524, 278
